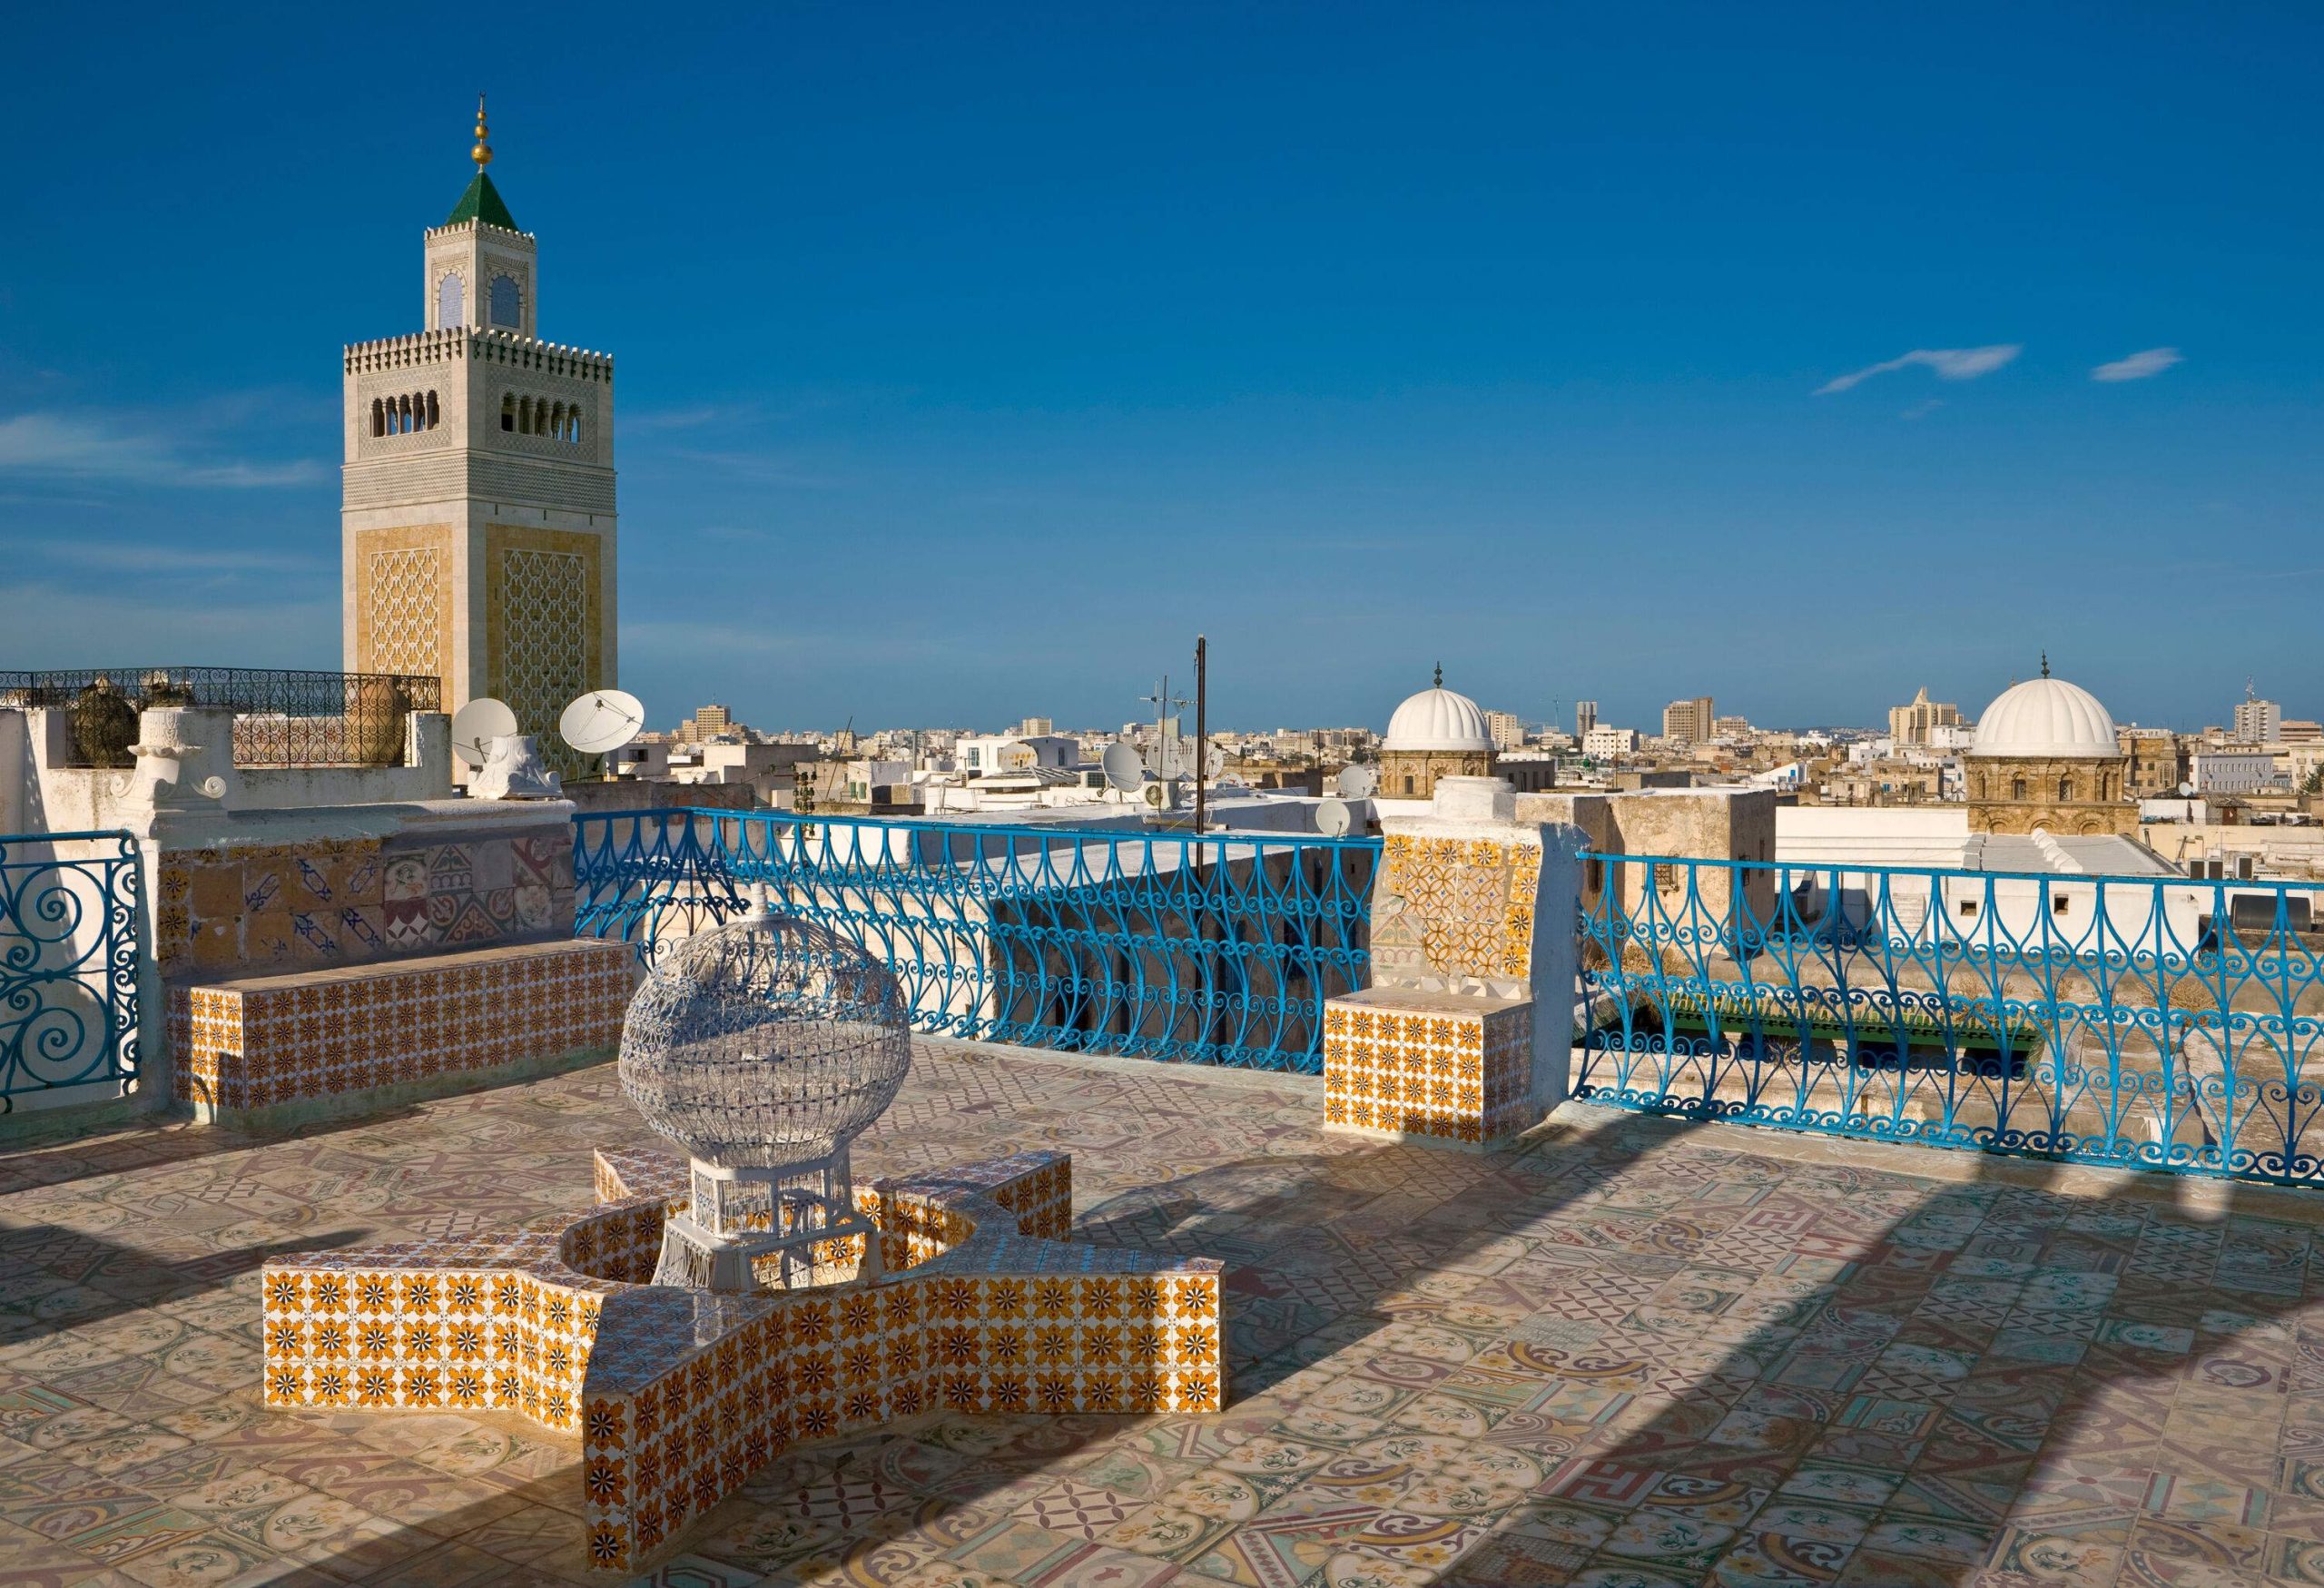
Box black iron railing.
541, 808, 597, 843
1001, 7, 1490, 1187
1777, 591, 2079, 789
0, 667, 442, 770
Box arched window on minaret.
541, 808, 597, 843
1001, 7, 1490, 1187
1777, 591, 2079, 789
370, 399, 385, 438
489, 274, 521, 330
550, 402, 565, 440
501, 394, 516, 432
425, 391, 439, 429
567, 405, 582, 442
437, 272, 465, 329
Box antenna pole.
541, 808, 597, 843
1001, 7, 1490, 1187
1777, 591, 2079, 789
1194, 635, 1208, 837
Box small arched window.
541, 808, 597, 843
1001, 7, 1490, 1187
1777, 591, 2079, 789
2057, 776, 2073, 803
501, 394, 516, 432
425, 390, 439, 429
437, 272, 465, 328
550, 402, 565, 439
489, 274, 522, 330
369, 399, 385, 438
2012, 777, 2027, 800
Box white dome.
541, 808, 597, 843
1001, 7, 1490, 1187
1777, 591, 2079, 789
1971, 673, 2120, 758
1384, 680, 1492, 753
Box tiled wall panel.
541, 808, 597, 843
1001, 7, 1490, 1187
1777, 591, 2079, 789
1324, 999, 1533, 1143
157, 828, 575, 978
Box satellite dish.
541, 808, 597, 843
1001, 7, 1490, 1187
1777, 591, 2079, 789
559, 689, 646, 756
1102, 742, 1144, 793
1142, 782, 1170, 809
1315, 798, 1354, 838
1335, 765, 1379, 801
1204, 745, 1226, 779
2179, 782, 2194, 798
450, 697, 519, 767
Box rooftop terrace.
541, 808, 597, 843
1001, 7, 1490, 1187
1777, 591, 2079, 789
8, 1040, 2324, 1588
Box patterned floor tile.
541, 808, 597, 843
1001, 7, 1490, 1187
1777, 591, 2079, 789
23, 1045, 2324, 1586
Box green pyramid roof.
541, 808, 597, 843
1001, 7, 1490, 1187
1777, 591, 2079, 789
445, 172, 519, 232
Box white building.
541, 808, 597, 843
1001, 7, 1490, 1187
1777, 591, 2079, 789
1583, 725, 1640, 759
2192, 750, 2280, 796
958, 735, 1081, 776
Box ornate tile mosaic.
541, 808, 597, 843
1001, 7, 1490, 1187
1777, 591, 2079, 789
157, 826, 575, 978
260, 1144, 1222, 1573
169, 939, 631, 1117
1371, 833, 1542, 989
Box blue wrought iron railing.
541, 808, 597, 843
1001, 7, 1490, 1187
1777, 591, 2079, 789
574, 809, 1381, 1071
1577, 852, 2324, 1185
1, 831, 143, 1111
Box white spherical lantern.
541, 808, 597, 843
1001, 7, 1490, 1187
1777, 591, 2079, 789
618, 903, 911, 1289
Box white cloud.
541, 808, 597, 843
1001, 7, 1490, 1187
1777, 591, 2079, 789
2091, 347, 2182, 382
1899, 399, 1945, 421
0, 412, 324, 488
1816, 344, 2023, 395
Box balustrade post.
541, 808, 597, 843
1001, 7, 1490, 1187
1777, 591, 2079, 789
1324, 775, 1587, 1146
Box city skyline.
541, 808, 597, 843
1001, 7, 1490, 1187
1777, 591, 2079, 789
4, 5, 2319, 731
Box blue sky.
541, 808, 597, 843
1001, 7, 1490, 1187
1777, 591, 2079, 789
3, 4, 2318, 735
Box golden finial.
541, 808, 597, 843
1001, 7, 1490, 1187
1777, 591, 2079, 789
471, 93, 492, 171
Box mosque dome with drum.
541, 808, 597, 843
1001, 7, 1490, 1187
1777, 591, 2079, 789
1378, 666, 1497, 799
1962, 656, 2135, 837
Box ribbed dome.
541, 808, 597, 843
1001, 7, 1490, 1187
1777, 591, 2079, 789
1385, 681, 1492, 753
1971, 675, 2120, 759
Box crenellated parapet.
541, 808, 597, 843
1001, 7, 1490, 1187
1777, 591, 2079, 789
344, 327, 613, 382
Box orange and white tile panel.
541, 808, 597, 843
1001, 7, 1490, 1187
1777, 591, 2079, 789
1323, 998, 1534, 1144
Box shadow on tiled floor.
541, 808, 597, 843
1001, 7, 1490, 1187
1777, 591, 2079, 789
11, 1048, 2324, 1585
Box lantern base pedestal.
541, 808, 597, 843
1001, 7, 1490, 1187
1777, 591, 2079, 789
650, 1157, 884, 1291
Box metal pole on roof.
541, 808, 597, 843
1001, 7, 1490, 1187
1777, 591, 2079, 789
1194, 635, 1208, 838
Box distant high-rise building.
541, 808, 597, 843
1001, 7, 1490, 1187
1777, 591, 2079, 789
1575, 700, 1599, 737
1018, 715, 1054, 737
675, 703, 735, 745
1888, 686, 1965, 748
1711, 715, 1750, 739
2234, 694, 2281, 745
1482, 710, 1524, 750
1661, 695, 1715, 743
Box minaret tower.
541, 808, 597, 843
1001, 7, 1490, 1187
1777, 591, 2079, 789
341, 97, 618, 761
